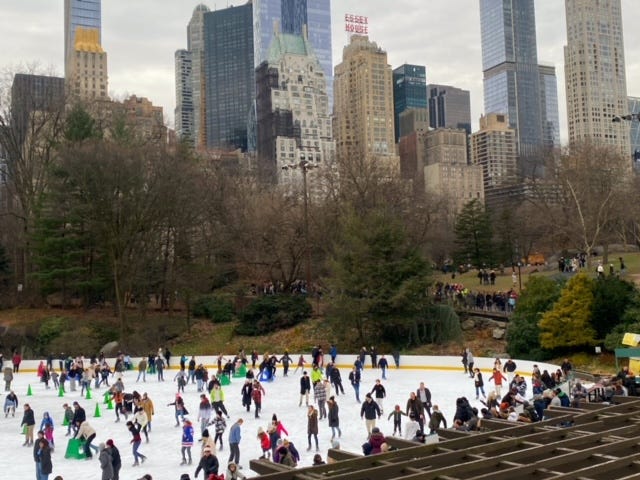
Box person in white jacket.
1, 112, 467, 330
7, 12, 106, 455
75, 420, 99, 459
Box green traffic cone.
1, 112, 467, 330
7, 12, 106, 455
94, 402, 101, 418
107, 398, 114, 410
103, 391, 110, 404
85, 387, 92, 400
26, 384, 33, 396
62, 416, 69, 426
58, 386, 64, 397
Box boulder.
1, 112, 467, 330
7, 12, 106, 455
492, 328, 506, 340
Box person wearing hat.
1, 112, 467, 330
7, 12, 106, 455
180, 474, 192, 480
99, 442, 114, 480
194, 446, 219, 478
226, 461, 246, 480
106, 439, 121, 480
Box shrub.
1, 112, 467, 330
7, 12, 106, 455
235, 295, 312, 336
36, 317, 69, 355
192, 295, 235, 323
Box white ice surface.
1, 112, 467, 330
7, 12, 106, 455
0, 358, 548, 480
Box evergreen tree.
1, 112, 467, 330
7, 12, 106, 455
539, 273, 597, 349
454, 199, 494, 268
591, 276, 637, 339
325, 209, 433, 346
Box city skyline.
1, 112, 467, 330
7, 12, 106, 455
2, 0, 640, 145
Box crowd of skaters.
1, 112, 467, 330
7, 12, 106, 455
1, 343, 612, 480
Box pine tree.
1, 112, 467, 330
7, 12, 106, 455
453, 199, 495, 268
539, 273, 597, 349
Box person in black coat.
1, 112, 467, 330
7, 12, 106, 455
194, 447, 219, 478
21, 403, 36, 446
35, 438, 53, 479
106, 439, 122, 480
329, 366, 345, 395
241, 380, 253, 412
299, 371, 311, 407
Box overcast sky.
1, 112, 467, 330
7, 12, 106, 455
2, 0, 640, 144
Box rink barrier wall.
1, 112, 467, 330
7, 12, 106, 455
12, 355, 561, 378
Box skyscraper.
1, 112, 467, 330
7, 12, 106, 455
333, 35, 397, 168
174, 49, 193, 143
64, 0, 108, 101
203, 3, 254, 150
427, 84, 472, 134
187, 4, 209, 148
392, 64, 427, 142
255, 29, 335, 190
64, 0, 101, 78
538, 65, 560, 149
479, 0, 544, 162
253, 0, 333, 105
564, 0, 629, 157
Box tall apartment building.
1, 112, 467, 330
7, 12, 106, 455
203, 3, 254, 151
64, 0, 108, 101
333, 35, 398, 170
564, 0, 630, 158
187, 4, 209, 148
174, 49, 193, 143
393, 64, 427, 142
480, 0, 558, 177
471, 113, 518, 210
423, 128, 484, 213
254, 0, 333, 105
255, 29, 335, 192
427, 84, 472, 134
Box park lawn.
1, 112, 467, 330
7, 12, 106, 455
433, 251, 640, 293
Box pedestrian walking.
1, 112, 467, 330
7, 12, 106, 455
34, 437, 53, 480
21, 403, 36, 446
126, 420, 146, 466
99, 443, 114, 480
299, 372, 311, 407
306, 405, 319, 452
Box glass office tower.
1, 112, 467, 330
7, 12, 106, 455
428, 84, 472, 135
203, 4, 254, 150
392, 64, 427, 142
479, 0, 544, 162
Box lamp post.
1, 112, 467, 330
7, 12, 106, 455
282, 157, 316, 294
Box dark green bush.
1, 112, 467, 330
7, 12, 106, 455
235, 295, 312, 336
192, 295, 235, 323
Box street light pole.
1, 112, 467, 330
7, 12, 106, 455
282, 158, 315, 295
300, 160, 312, 295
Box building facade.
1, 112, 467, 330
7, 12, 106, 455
538, 64, 561, 149
427, 84, 472, 135
393, 64, 427, 142
174, 49, 193, 143
187, 4, 209, 148
64, 0, 101, 78
480, 0, 554, 167
203, 3, 254, 151
253, 0, 332, 105
64, 0, 108, 101
255, 30, 335, 192
564, 0, 629, 157
333, 35, 398, 170
471, 113, 519, 210
423, 128, 483, 213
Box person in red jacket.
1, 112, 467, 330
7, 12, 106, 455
488, 368, 508, 397
257, 426, 271, 459
251, 381, 265, 419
